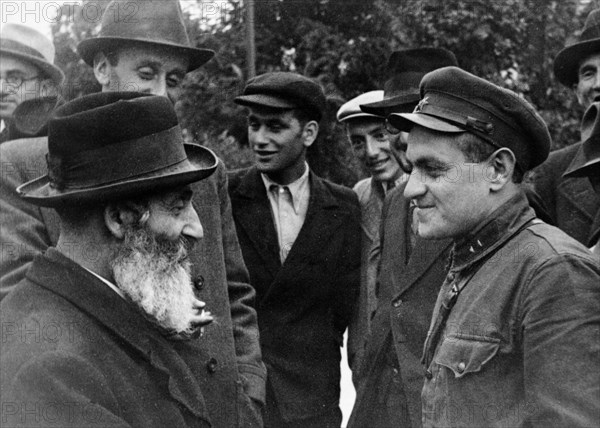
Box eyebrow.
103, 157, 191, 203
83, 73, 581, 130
248, 114, 288, 127
412, 157, 452, 170
579, 63, 598, 74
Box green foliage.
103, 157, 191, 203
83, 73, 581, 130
51, 0, 597, 186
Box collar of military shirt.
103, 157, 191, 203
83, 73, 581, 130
449, 192, 540, 273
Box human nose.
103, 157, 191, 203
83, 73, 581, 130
403, 170, 426, 201
182, 205, 204, 241
250, 126, 268, 147
365, 136, 380, 158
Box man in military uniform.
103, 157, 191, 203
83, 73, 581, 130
388, 66, 600, 427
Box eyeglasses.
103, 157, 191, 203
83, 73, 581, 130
0, 74, 41, 90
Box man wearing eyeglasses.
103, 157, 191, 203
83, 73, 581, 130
0, 24, 64, 143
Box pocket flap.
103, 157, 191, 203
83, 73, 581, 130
434, 336, 500, 378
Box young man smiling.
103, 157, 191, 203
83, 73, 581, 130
229, 72, 361, 428
388, 66, 600, 428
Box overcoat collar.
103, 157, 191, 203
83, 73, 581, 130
26, 249, 210, 424
559, 144, 600, 222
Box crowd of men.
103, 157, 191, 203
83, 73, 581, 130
0, 1, 598, 427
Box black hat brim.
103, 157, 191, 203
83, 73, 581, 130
18, 144, 218, 207
360, 93, 421, 116
554, 39, 600, 86
77, 37, 215, 72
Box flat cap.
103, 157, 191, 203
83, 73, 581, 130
337, 91, 384, 122
235, 72, 326, 121
388, 66, 551, 171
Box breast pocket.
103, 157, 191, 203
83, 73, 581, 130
434, 335, 500, 378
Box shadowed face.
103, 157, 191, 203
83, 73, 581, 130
346, 117, 401, 183
403, 126, 494, 240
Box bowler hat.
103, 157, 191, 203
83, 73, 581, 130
234, 72, 326, 121
77, 0, 214, 72
554, 9, 600, 86
360, 48, 457, 117
388, 66, 551, 171
337, 90, 384, 122
0, 24, 64, 85
564, 102, 600, 178
18, 92, 218, 207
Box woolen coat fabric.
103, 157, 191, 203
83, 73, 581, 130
348, 183, 452, 428
532, 142, 600, 245
228, 167, 361, 423
0, 137, 266, 428
1, 249, 213, 427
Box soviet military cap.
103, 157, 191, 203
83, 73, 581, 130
388, 66, 551, 171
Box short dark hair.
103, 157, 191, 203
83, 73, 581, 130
292, 107, 321, 125
454, 132, 524, 183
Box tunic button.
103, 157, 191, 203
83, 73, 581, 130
457, 362, 466, 373
392, 299, 402, 308
194, 275, 205, 291
206, 357, 218, 373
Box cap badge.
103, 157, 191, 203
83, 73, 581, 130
414, 97, 429, 113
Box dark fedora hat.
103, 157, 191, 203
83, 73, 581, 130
360, 47, 457, 117
554, 9, 600, 86
388, 66, 551, 171
564, 102, 600, 178
77, 0, 214, 72
0, 23, 64, 85
17, 92, 218, 207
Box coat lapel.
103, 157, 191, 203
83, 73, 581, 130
27, 249, 210, 424
558, 146, 600, 222
231, 168, 281, 279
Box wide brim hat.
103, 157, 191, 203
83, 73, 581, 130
564, 102, 600, 178
17, 92, 218, 207
360, 47, 458, 117
554, 9, 600, 86
0, 23, 64, 85
77, 0, 214, 72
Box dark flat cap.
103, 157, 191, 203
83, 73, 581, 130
235, 72, 326, 121
388, 66, 551, 171
554, 9, 600, 87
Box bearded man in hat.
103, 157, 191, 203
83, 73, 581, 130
532, 8, 600, 246
336, 90, 406, 379
0, 1, 266, 426
347, 47, 458, 428
564, 101, 600, 258
387, 66, 600, 428
228, 72, 361, 428
0, 24, 64, 143
1, 92, 220, 427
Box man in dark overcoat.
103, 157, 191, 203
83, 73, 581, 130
1, 92, 227, 427
228, 72, 361, 428
532, 9, 600, 245
0, 1, 266, 426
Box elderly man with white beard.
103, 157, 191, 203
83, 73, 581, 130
0, 92, 223, 427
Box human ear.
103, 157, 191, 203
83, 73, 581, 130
302, 121, 319, 148
103, 201, 147, 239
486, 148, 516, 190
93, 52, 111, 87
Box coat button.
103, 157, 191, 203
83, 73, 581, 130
206, 358, 218, 373
392, 299, 402, 308
457, 362, 466, 373
194, 275, 205, 291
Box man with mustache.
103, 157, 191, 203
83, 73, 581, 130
0, 24, 64, 143
0, 1, 266, 426
388, 66, 599, 427
229, 72, 361, 427
1, 92, 221, 427
532, 9, 600, 245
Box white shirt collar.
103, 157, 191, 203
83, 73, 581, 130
261, 163, 310, 214
83, 267, 127, 300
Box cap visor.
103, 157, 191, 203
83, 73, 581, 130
388, 112, 465, 133
360, 93, 420, 116
234, 94, 297, 109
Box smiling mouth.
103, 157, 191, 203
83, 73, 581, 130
368, 158, 389, 169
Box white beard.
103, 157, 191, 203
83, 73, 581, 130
111, 225, 199, 334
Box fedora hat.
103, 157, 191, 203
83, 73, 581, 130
18, 92, 218, 207
554, 9, 600, 86
0, 23, 64, 85
564, 102, 600, 178
77, 0, 214, 72
360, 47, 457, 117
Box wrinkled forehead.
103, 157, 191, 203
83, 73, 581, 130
345, 116, 386, 134
0, 52, 40, 75
578, 52, 600, 73
406, 125, 465, 161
